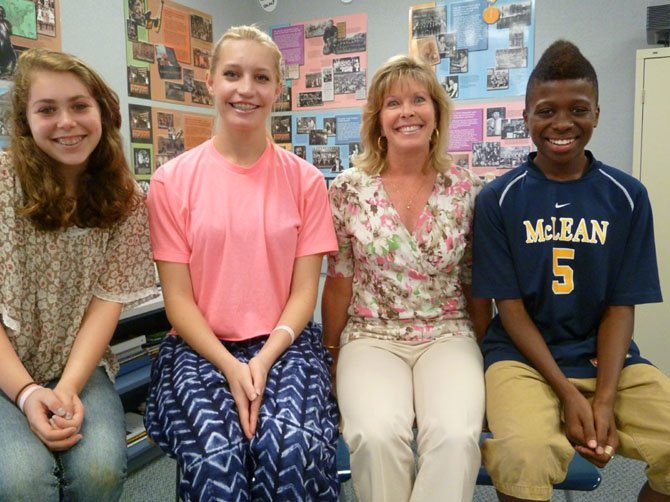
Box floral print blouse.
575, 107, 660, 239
0, 154, 158, 384
327, 166, 483, 343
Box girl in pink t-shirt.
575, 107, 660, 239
144, 25, 339, 501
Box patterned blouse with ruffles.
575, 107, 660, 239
327, 165, 482, 344
0, 153, 158, 384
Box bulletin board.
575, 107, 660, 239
0, 0, 62, 149
1, 0, 61, 79
271, 110, 362, 183
124, 0, 214, 107
271, 13, 368, 111
128, 103, 214, 181
448, 97, 533, 179
409, 0, 535, 100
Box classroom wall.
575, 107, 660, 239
58, 0, 232, 158
235, 0, 652, 173
59, 1, 654, 173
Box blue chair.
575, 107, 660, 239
336, 434, 602, 500
336, 435, 352, 482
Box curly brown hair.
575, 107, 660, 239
10, 48, 141, 231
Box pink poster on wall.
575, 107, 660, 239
448, 98, 533, 179
272, 13, 368, 111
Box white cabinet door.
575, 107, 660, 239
633, 48, 670, 375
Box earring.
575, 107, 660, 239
377, 136, 386, 151
431, 128, 440, 145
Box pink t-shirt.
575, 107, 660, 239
147, 140, 337, 341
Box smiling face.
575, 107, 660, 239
27, 70, 102, 180
523, 78, 599, 179
379, 78, 436, 157
206, 39, 281, 137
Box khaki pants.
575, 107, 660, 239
337, 336, 485, 502
483, 361, 670, 500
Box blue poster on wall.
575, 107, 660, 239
410, 0, 535, 100
271, 111, 362, 182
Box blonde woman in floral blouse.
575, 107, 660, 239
0, 49, 157, 500
322, 55, 491, 502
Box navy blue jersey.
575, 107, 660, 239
473, 152, 662, 377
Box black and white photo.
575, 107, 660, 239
487, 68, 509, 90
298, 91, 323, 108
496, 47, 528, 69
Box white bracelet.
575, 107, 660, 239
18, 384, 43, 414
272, 325, 296, 344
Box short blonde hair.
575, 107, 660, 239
355, 55, 452, 175
210, 25, 282, 83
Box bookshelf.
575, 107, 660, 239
114, 364, 152, 396
113, 295, 170, 473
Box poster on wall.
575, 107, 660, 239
0, 0, 61, 79
409, 0, 534, 100
124, 0, 214, 107
447, 97, 533, 179
271, 13, 368, 111
129, 103, 214, 182
0, 92, 10, 149
279, 111, 361, 184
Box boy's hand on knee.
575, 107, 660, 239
573, 401, 618, 468
562, 390, 597, 450
592, 402, 618, 449
579, 401, 619, 467
574, 441, 616, 468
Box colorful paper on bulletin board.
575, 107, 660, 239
447, 98, 533, 179
2, 0, 61, 79
129, 103, 214, 182
124, 0, 214, 108
409, 0, 535, 100
6, 0, 36, 39
271, 13, 368, 111
273, 111, 362, 181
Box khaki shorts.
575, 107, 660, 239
483, 361, 670, 500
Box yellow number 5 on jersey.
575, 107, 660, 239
552, 248, 575, 294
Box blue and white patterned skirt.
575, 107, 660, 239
144, 322, 339, 502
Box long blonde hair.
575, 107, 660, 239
355, 55, 452, 175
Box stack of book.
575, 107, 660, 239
142, 330, 169, 359
125, 410, 147, 447
112, 335, 152, 377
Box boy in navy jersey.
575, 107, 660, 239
473, 40, 670, 501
